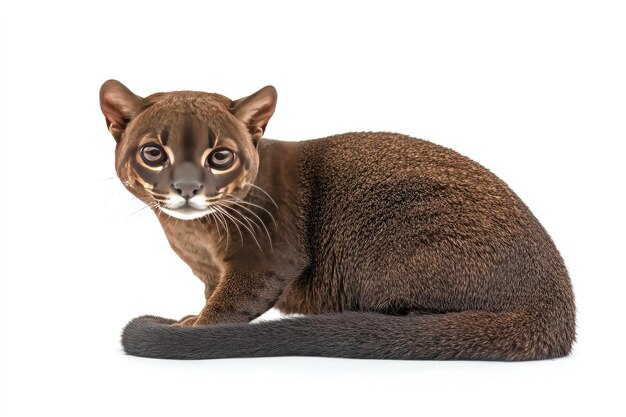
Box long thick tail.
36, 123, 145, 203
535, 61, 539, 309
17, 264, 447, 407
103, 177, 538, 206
121, 309, 574, 361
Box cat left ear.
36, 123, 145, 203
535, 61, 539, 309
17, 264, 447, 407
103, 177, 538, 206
99, 79, 145, 142
231, 85, 277, 147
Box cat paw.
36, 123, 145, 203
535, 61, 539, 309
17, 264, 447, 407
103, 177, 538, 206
175, 314, 199, 326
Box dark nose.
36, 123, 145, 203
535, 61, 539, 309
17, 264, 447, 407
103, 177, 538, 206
172, 181, 203, 199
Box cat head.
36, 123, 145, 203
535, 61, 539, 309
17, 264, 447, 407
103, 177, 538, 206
99, 80, 277, 220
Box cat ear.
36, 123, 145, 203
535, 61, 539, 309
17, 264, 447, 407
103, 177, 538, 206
99, 80, 145, 142
231, 86, 277, 146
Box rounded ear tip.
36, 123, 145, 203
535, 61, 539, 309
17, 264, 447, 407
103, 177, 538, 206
100, 79, 131, 97
100, 79, 119, 99
101, 79, 121, 90
262, 85, 277, 97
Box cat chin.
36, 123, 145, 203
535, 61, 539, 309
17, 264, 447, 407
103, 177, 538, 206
159, 206, 216, 220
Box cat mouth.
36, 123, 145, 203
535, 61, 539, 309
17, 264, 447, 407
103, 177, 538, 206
159, 202, 216, 220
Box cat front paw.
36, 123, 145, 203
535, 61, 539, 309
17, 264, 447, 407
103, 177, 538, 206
175, 314, 199, 326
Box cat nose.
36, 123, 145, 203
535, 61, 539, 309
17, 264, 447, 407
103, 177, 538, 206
172, 181, 203, 199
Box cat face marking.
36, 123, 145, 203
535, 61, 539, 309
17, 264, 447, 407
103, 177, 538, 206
100, 80, 277, 221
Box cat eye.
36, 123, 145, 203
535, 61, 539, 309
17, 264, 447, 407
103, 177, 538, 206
140, 143, 167, 166
207, 148, 236, 170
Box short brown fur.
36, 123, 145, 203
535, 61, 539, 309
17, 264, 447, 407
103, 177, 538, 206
100, 80, 576, 360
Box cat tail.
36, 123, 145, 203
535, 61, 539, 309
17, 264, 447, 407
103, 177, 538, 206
121, 308, 574, 361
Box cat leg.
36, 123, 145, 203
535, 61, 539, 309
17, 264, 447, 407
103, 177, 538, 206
173, 275, 219, 325
187, 270, 284, 326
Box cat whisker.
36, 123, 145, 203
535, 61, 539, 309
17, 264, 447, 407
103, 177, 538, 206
216, 203, 249, 234
226, 199, 270, 232
246, 183, 278, 208
155, 206, 174, 227
219, 203, 265, 253
210, 214, 222, 240
195, 216, 214, 240
194, 211, 222, 241
226, 195, 277, 228
127, 203, 154, 219
223, 196, 273, 249
221, 203, 261, 238
213, 208, 230, 251
150, 196, 169, 203
149, 191, 171, 199
103, 187, 127, 207
213, 204, 243, 248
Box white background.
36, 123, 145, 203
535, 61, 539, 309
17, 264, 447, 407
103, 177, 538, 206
1, 1, 624, 416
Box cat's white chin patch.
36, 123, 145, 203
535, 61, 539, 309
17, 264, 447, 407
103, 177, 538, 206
159, 206, 216, 220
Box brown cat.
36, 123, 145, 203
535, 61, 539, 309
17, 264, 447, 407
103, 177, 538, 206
100, 79, 575, 360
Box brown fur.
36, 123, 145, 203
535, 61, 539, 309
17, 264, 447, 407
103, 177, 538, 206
100, 80, 575, 360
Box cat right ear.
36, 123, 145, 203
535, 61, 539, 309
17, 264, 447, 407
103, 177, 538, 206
231, 86, 277, 147
99, 80, 145, 142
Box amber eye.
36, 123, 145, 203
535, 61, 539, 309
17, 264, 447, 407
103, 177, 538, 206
207, 148, 235, 170
140, 143, 167, 166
